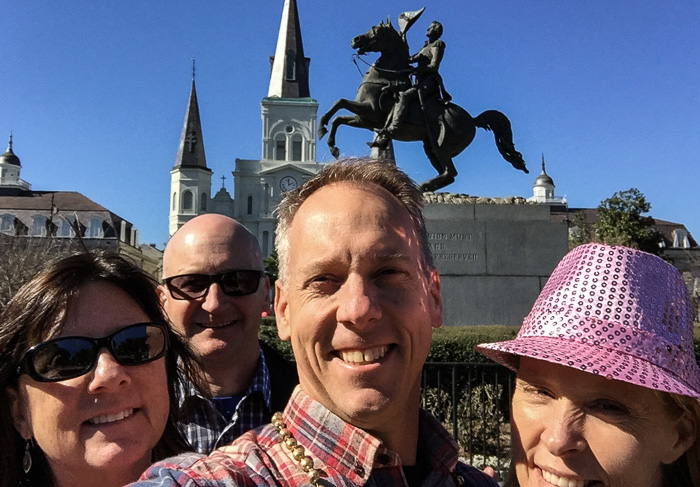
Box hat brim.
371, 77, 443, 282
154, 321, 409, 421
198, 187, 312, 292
475, 336, 700, 399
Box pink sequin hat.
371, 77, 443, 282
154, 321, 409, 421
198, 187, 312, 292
476, 243, 700, 398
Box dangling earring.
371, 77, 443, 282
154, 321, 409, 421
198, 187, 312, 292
22, 439, 32, 474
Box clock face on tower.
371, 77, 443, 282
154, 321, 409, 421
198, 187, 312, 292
280, 176, 298, 192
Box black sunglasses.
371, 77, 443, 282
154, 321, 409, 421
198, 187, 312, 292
164, 270, 264, 301
18, 322, 169, 383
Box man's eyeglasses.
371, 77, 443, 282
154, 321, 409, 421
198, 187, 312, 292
164, 270, 264, 301
18, 322, 169, 383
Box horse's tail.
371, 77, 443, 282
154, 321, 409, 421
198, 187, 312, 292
474, 110, 528, 173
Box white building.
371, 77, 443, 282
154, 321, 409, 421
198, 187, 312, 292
168, 0, 324, 256
527, 155, 565, 204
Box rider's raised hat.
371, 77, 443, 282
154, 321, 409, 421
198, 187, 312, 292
476, 243, 700, 398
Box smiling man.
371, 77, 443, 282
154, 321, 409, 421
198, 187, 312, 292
132, 160, 497, 487
159, 214, 297, 453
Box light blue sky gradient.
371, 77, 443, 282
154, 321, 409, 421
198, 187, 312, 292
2, 1, 698, 247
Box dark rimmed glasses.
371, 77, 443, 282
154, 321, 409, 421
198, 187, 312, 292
18, 322, 169, 382
164, 270, 264, 301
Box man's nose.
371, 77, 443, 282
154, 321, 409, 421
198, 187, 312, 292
200, 282, 228, 312
336, 275, 382, 327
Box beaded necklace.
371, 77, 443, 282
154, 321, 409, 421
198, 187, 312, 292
272, 412, 321, 486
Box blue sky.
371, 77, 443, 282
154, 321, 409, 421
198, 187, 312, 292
2, 1, 698, 248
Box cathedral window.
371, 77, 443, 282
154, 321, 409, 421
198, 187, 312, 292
292, 136, 302, 161
275, 139, 286, 161
201, 193, 207, 212
182, 190, 194, 212
172, 192, 177, 211
262, 231, 270, 256
285, 50, 296, 80
247, 196, 253, 215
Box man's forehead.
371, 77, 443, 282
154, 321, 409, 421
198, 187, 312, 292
164, 231, 259, 275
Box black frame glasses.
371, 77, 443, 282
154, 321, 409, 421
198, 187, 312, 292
18, 322, 169, 382
164, 270, 264, 300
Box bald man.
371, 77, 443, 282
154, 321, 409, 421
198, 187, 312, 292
159, 214, 298, 453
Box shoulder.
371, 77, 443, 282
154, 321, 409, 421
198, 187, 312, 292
128, 452, 250, 486
454, 461, 500, 487
216, 425, 296, 485
432, 39, 446, 49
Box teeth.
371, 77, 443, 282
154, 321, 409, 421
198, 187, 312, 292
542, 469, 586, 487
340, 346, 388, 364
88, 408, 134, 425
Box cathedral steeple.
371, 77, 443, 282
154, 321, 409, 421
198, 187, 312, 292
169, 62, 213, 236
174, 67, 208, 169
268, 0, 311, 98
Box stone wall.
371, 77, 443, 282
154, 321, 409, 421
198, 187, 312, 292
423, 194, 569, 326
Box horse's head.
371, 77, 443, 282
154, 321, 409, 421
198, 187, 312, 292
351, 18, 401, 55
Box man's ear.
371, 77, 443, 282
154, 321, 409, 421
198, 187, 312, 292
428, 268, 443, 329
156, 284, 169, 308
6, 386, 31, 440
274, 280, 290, 342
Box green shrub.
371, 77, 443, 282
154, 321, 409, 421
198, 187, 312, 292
258, 317, 294, 360
259, 318, 520, 363
428, 325, 519, 363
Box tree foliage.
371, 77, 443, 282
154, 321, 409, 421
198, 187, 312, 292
594, 188, 659, 254
569, 188, 660, 254
568, 210, 594, 250
263, 250, 279, 287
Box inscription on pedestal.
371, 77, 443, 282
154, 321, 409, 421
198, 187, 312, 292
426, 223, 486, 274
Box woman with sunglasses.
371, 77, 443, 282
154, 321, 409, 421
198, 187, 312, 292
476, 243, 700, 487
0, 251, 202, 487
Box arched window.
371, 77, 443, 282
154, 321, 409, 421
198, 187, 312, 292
182, 190, 194, 212
275, 136, 286, 161
292, 135, 302, 161
201, 193, 207, 212
247, 196, 253, 215
87, 218, 104, 238
172, 192, 177, 211
262, 231, 270, 257
30, 215, 48, 237
0, 214, 14, 235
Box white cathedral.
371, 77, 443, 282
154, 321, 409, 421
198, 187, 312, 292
168, 0, 324, 257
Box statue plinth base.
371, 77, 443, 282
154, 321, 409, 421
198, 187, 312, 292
423, 194, 569, 326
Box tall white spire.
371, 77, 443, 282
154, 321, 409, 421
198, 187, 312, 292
268, 0, 311, 98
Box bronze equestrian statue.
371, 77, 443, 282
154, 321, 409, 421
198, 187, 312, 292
318, 13, 528, 192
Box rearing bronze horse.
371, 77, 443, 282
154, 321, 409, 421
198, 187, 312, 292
318, 20, 528, 192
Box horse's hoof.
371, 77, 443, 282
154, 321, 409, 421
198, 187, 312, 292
330, 146, 340, 159
318, 127, 328, 140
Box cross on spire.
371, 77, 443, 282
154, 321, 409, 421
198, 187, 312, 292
220, 175, 226, 188
185, 131, 197, 152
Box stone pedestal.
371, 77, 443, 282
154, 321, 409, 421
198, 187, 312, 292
423, 194, 569, 326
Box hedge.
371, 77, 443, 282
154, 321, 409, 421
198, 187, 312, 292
259, 318, 519, 363
261, 318, 700, 364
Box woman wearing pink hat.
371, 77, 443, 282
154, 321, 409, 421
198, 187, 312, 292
476, 243, 700, 487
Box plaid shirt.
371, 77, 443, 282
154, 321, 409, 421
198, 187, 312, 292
133, 386, 499, 487
178, 347, 273, 453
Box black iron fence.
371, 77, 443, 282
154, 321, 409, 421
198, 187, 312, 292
420, 362, 514, 478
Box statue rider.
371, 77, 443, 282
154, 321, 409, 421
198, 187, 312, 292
382, 20, 451, 140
